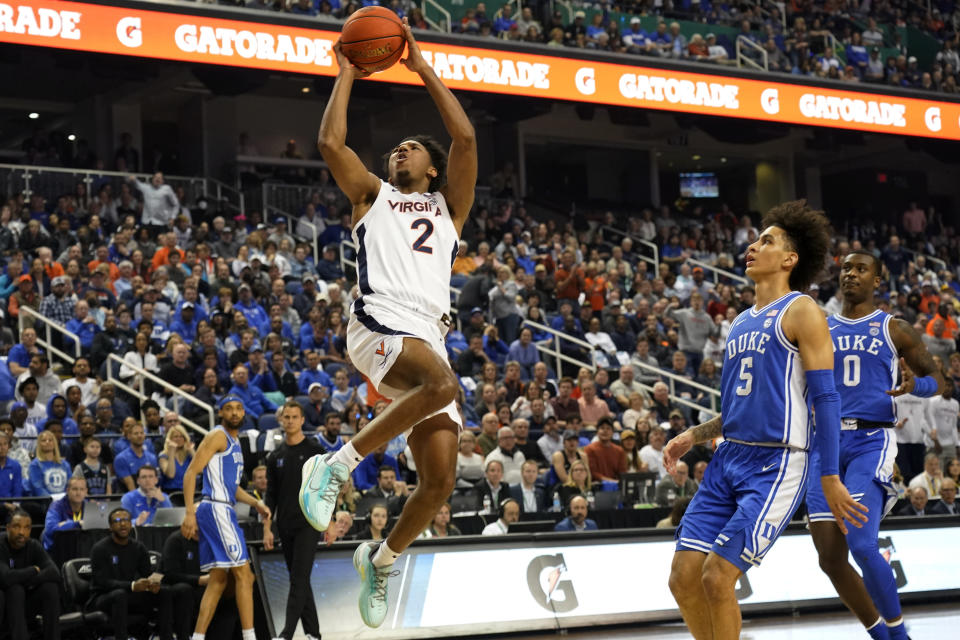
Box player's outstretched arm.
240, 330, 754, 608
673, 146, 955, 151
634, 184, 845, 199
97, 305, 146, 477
786, 297, 868, 534
180, 429, 227, 540
663, 414, 721, 472
399, 19, 477, 229
887, 319, 945, 397
317, 41, 381, 210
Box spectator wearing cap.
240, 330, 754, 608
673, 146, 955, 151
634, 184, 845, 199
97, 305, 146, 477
316, 244, 344, 282
622, 17, 651, 54
293, 275, 321, 319
212, 226, 240, 259
169, 301, 199, 343
228, 362, 277, 421
7, 274, 39, 328
705, 33, 729, 63
235, 283, 270, 336
865, 46, 884, 81
584, 418, 626, 482
905, 56, 922, 86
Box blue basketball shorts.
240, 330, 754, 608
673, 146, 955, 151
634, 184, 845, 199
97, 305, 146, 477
196, 500, 249, 571
805, 427, 898, 524
675, 440, 809, 572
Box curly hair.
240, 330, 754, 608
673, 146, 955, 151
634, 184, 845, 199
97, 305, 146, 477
761, 200, 831, 291
381, 134, 448, 193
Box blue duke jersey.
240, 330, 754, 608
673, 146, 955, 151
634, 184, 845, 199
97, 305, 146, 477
721, 292, 813, 449
828, 310, 898, 423
202, 426, 243, 505
353, 180, 459, 320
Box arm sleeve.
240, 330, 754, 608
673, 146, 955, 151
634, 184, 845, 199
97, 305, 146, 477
807, 369, 840, 476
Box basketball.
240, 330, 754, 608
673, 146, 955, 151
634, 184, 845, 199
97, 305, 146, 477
340, 7, 406, 74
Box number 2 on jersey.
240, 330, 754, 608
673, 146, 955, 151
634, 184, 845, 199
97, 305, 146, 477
736, 357, 753, 396
411, 218, 434, 254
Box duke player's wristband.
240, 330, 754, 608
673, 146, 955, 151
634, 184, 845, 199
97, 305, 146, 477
807, 368, 841, 476
911, 375, 938, 397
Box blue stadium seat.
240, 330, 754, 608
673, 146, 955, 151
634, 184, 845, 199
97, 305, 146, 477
285, 282, 303, 296
258, 413, 279, 432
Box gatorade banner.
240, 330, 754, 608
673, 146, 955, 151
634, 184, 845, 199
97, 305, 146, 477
3, 0, 960, 139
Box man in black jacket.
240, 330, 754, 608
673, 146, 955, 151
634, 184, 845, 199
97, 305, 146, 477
89, 507, 180, 640
0, 509, 60, 640
263, 401, 327, 640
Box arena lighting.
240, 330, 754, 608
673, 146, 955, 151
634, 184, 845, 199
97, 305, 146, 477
691, 154, 701, 160
67, 133, 76, 141
301, 86, 310, 93
721, 157, 728, 163
27, 112, 38, 119
3, 0, 960, 140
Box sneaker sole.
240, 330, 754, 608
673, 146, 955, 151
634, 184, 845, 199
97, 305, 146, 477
353, 543, 385, 629
298, 454, 329, 532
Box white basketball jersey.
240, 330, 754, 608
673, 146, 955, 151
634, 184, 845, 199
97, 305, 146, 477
352, 180, 458, 320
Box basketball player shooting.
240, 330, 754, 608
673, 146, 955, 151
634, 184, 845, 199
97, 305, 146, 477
299, 19, 476, 629
663, 202, 868, 640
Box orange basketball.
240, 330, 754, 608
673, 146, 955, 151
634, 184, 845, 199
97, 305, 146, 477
340, 7, 406, 74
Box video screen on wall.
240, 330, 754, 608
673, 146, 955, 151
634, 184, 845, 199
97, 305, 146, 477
680, 172, 719, 198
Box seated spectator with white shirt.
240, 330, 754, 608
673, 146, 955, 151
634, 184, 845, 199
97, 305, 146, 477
508, 460, 546, 513
481, 497, 519, 535
484, 426, 526, 485
640, 427, 668, 478
930, 478, 958, 515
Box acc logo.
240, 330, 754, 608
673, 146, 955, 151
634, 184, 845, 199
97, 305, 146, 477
575, 67, 596, 96
116, 17, 142, 48
526, 554, 579, 613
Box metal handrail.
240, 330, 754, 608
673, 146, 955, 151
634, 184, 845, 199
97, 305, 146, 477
266, 203, 319, 264
901, 246, 948, 273
736, 34, 769, 71
686, 257, 750, 286
630, 354, 721, 412
599, 225, 660, 279
106, 353, 213, 436
637, 380, 719, 418
17, 306, 80, 366
422, 0, 452, 32
0, 163, 245, 218
554, 0, 574, 24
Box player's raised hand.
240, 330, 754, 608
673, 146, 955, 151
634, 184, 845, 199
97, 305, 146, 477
332, 40, 373, 80
821, 475, 869, 535
886, 357, 916, 397
399, 18, 429, 74
663, 430, 693, 473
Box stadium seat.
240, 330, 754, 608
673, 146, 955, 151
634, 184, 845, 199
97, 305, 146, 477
61, 558, 111, 629
450, 493, 480, 514
258, 413, 279, 432
354, 495, 388, 518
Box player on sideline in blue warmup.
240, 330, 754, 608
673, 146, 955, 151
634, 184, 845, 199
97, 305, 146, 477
805, 250, 943, 640
665, 201, 868, 640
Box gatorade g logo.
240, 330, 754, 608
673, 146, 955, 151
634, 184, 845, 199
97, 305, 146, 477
526, 554, 578, 613
116, 16, 142, 48
878, 536, 907, 588
734, 573, 753, 600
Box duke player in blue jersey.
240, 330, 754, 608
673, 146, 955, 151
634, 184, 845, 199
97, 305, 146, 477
806, 251, 943, 640
181, 396, 272, 640
665, 202, 868, 640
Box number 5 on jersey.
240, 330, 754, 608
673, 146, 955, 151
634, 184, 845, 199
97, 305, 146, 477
736, 357, 753, 396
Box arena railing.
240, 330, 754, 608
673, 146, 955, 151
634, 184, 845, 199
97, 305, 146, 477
0, 163, 245, 221
685, 256, 750, 286
422, 0, 452, 32
736, 35, 769, 71
105, 353, 213, 436
598, 224, 660, 279
901, 246, 949, 274
265, 203, 319, 264
523, 318, 720, 415
17, 306, 80, 367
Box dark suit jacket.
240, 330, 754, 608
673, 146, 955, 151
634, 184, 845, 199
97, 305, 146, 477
472, 480, 512, 511
929, 499, 959, 515
896, 503, 928, 516
509, 483, 546, 513
364, 486, 407, 516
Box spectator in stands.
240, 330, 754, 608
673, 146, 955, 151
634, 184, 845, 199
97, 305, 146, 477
584, 418, 625, 482
923, 317, 956, 359
8, 402, 37, 457
473, 459, 511, 509
485, 426, 526, 485
455, 431, 484, 490
27, 430, 70, 496
355, 502, 390, 542
114, 423, 159, 491
556, 458, 591, 508
655, 460, 698, 507
41, 475, 87, 550
61, 357, 98, 407
578, 379, 614, 428
364, 465, 409, 516
908, 453, 944, 499
317, 412, 347, 453
316, 244, 344, 282
121, 464, 171, 526
640, 426, 667, 478
5, 327, 40, 377
610, 365, 647, 410
458, 333, 491, 378
130, 173, 178, 236
72, 436, 109, 495
64, 299, 100, 352
481, 497, 519, 535
157, 424, 193, 492
898, 486, 930, 516
0, 508, 61, 640
228, 362, 277, 421
352, 443, 400, 492
512, 417, 543, 465
489, 265, 522, 343
297, 350, 332, 395
509, 459, 545, 513
17, 354, 58, 407
0, 432, 24, 524
7, 275, 39, 328
507, 327, 539, 379
554, 494, 598, 532
705, 34, 729, 63
551, 377, 580, 422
